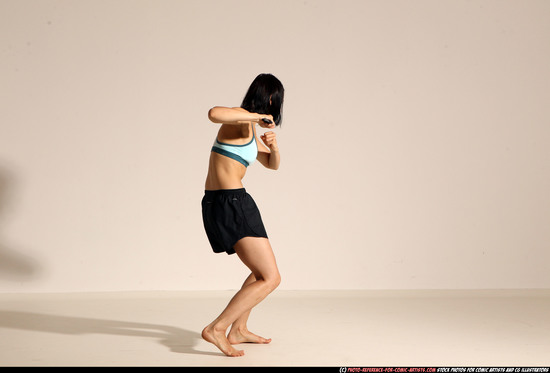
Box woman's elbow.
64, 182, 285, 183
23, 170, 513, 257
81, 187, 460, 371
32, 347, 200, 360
208, 107, 219, 123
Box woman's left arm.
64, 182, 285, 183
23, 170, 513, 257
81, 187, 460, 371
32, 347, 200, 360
257, 131, 280, 170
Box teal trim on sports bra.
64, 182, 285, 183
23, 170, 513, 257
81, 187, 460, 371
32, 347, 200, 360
211, 126, 258, 167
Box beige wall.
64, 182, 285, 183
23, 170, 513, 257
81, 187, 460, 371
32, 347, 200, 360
1, 0, 549, 292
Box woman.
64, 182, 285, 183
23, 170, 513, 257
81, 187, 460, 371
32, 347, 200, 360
201, 73, 284, 357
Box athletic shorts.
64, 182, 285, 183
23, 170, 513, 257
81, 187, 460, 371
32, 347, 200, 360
201, 188, 268, 255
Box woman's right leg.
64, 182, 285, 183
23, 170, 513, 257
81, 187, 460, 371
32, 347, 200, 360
227, 273, 273, 344
201, 237, 281, 357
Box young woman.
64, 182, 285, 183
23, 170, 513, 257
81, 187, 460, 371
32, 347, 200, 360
201, 73, 285, 357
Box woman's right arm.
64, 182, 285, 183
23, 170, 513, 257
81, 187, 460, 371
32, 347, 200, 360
208, 106, 272, 126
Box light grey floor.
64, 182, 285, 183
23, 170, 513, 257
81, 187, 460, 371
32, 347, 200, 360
0, 289, 549, 367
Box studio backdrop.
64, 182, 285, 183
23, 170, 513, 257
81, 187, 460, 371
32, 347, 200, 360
1, 0, 549, 292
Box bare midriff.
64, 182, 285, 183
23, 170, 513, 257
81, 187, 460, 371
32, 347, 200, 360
204, 152, 248, 190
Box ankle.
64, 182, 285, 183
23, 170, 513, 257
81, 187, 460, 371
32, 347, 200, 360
207, 322, 228, 334
230, 324, 248, 334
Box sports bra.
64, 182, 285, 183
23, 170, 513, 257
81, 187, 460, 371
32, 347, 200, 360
211, 125, 258, 167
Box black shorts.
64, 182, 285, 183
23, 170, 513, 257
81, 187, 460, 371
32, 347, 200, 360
201, 188, 268, 255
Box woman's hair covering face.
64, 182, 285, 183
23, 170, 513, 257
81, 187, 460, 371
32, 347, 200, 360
241, 73, 285, 126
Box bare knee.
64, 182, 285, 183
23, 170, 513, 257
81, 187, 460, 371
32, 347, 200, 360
234, 237, 281, 292
264, 272, 281, 293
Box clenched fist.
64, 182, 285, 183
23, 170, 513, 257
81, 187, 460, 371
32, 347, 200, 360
260, 131, 278, 152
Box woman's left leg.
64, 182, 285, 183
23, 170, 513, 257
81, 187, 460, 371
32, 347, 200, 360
201, 237, 280, 356
227, 273, 272, 344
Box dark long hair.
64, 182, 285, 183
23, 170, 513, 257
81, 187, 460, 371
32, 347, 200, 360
241, 73, 285, 126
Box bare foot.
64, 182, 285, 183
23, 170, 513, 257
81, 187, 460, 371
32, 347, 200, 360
202, 325, 245, 357
227, 328, 272, 344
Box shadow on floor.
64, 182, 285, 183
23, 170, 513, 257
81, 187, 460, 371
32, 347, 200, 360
0, 310, 222, 357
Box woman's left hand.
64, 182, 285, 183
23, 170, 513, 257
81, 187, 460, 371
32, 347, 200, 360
260, 131, 279, 152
